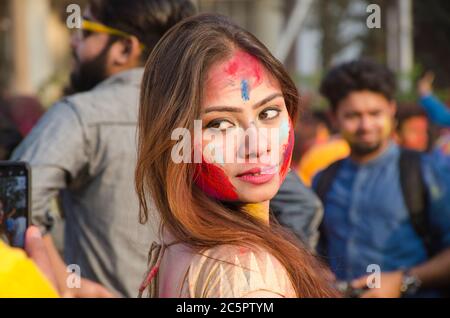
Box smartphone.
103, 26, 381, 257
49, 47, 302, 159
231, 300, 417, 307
0, 161, 31, 248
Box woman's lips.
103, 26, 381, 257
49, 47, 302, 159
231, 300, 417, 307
236, 165, 278, 185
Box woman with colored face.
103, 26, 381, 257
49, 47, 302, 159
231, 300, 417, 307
136, 14, 338, 298
195, 50, 295, 220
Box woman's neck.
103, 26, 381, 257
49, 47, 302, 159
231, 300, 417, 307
243, 201, 270, 224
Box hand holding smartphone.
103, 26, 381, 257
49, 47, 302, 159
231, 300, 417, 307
0, 161, 30, 248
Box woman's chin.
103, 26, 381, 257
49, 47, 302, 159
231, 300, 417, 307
235, 179, 280, 203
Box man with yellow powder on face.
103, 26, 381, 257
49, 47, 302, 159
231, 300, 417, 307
313, 59, 450, 298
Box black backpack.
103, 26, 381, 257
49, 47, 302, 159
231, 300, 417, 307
315, 149, 435, 257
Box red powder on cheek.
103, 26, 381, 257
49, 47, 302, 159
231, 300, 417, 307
194, 158, 239, 201
278, 124, 294, 184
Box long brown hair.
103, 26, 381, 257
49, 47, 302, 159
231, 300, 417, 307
136, 13, 338, 297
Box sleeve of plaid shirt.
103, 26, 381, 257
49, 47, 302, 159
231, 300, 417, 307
11, 100, 88, 234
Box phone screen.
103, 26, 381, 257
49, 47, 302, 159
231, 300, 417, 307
0, 162, 30, 248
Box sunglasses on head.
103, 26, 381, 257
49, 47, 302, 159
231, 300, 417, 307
76, 19, 146, 49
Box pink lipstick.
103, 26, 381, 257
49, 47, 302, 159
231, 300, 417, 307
236, 165, 278, 185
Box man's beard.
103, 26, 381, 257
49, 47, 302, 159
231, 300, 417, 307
350, 140, 383, 157
65, 41, 113, 95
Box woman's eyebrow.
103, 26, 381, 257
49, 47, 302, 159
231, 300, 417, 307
203, 106, 243, 114
203, 93, 283, 114
252, 93, 283, 110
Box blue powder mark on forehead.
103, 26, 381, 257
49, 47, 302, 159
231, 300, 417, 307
241, 79, 250, 101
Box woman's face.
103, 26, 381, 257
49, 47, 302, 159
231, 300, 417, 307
194, 50, 294, 203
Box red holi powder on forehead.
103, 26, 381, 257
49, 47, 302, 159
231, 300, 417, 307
222, 50, 263, 87
205, 50, 266, 101
278, 122, 295, 184
194, 158, 239, 201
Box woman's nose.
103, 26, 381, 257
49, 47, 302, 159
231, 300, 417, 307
237, 123, 271, 161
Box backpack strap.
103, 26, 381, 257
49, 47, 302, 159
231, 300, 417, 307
314, 159, 345, 259
399, 149, 434, 256
315, 159, 345, 204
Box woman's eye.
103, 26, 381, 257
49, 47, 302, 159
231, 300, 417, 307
207, 119, 234, 131
259, 108, 280, 120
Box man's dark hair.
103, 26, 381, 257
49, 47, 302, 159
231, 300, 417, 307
312, 110, 335, 133
320, 59, 397, 111
396, 103, 427, 131
89, 0, 197, 63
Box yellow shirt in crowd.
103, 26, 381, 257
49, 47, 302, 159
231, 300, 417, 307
0, 240, 58, 298
298, 137, 350, 187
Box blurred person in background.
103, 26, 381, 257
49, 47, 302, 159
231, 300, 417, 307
293, 105, 351, 187
0, 95, 44, 137
417, 72, 450, 175
314, 59, 450, 298
297, 136, 350, 187
417, 72, 450, 162
394, 103, 429, 152
0, 90, 44, 160
12, 0, 196, 297
291, 107, 332, 168
0, 115, 22, 161
417, 72, 450, 127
